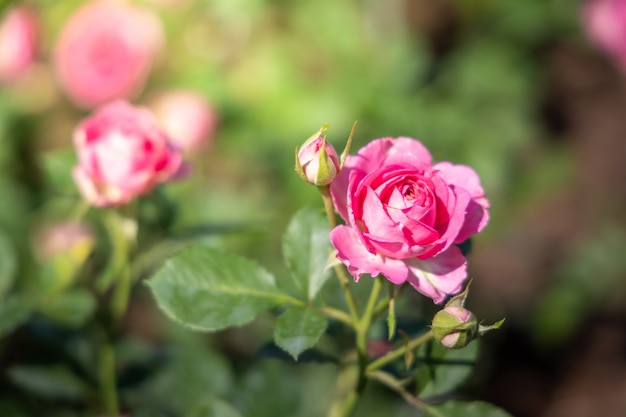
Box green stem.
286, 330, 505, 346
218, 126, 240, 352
366, 330, 434, 373
328, 390, 359, 417
319, 306, 354, 328
318, 186, 359, 324
368, 370, 443, 417
355, 276, 383, 392
99, 340, 119, 417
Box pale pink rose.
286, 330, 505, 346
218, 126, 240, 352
54, 0, 163, 108
330, 138, 489, 304
583, 0, 626, 66
0, 6, 37, 83
73, 100, 185, 207
148, 90, 218, 152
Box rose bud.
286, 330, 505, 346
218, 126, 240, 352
295, 126, 341, 186
72, 100, 185, 207
54, 0, 163, 108
431, 306, 478, 349
0, 6, 37, 83
148, 89, 218, 152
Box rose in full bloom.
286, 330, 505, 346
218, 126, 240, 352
148, 90, 218, 152
0, 6, 37, 83
73, 100, 184, 207
330, 137, 489, 303
583, 0, 626, 67
54, 0, 163, 108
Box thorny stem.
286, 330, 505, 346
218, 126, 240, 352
356, 276, 383, 391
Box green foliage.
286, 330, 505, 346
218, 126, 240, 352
7, 365, 88, 401
0, 296, 32, 338
428, 400, 513, 417
274, 305, 327, 360
147, 246, 292, 331
416, 340, 480, 398
282, 207, 332, 300
0, 230, 17, 298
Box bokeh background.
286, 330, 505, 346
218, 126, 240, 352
2, 0, 626, 416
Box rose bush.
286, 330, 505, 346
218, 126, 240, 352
330, 137, 489, 303
54, 0, 162, 108
73, 100, 184, 207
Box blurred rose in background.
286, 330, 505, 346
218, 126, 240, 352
583, 0, 626, 67
73, 100, 185, 207
147, 89, 218, 152
0, 6, 37, 83
54, 0, 163, 108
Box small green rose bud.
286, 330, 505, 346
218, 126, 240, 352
431, 306, 478, 349
295, 126, 341, 186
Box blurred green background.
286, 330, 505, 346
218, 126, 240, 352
2, 0, 626, 416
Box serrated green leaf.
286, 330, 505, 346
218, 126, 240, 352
416, 340, 479, 398
282, 207, 332, 300
427, 400, 513, 417
0, 231, 16, 298
7, 365, 87, 400
0, 296, 31, 338
148, 246, 293, 331
274, 305, 327, 359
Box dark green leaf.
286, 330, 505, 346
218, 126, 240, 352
416, 340, 479, 398
7, 365, 87, 400
0, 230, 16, 298
282, 207, 331, 300
39, 289, 96, 328
0, 296, 31, 338
147, 246, 292, 331
187, 398, 244, 417
427, 400, 513, 417
274, 306, 327, 359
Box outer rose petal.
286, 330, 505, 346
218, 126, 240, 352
434, 161, 490, 242
405, 246, 467, 304
330, 225, 409, 284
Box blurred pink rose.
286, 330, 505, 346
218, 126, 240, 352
0, 6, 37, 83
149, 90, 218, 152
73, 100, 185, 207
330, 138, 489, 304
54, 0, 163, 108
583, 0, 626, 66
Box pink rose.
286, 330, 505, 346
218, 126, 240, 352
54, 0, 163, 108
0, 6, 37, 83
583, 0, 626, 66
330, 137, 489, 304
73, 100, 185, 207
148, 90, 218, 152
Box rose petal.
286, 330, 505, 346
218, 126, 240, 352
434, 162, 490, 240
405, 246, 467, 304
330, 225, 409, 284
